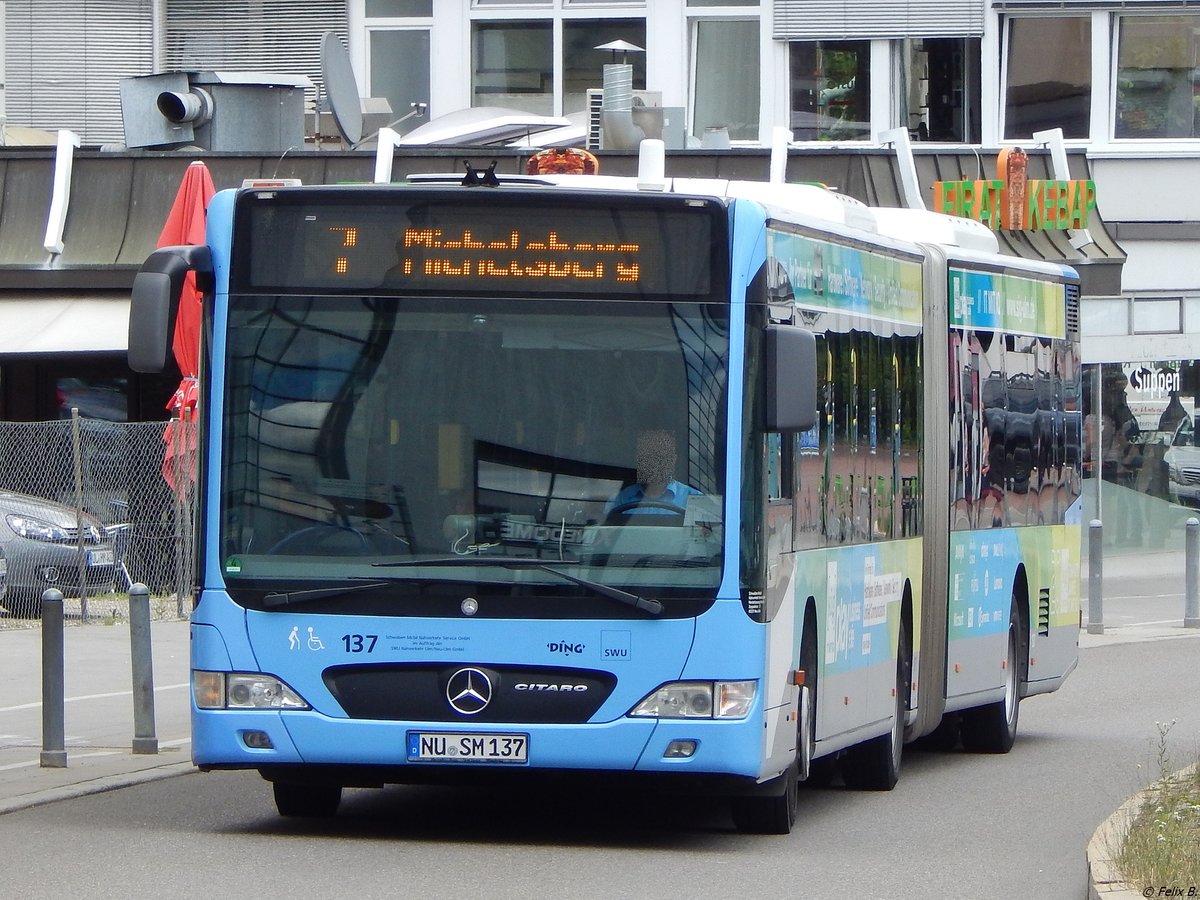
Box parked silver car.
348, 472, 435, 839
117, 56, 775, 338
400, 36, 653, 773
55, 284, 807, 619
0, 491, 118, 617
1162, 419, 1200, 507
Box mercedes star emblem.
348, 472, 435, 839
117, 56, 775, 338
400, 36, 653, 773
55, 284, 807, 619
446, 667, 492, 715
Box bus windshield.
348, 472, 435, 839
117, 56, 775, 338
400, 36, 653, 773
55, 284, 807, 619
218, 295, 730, 616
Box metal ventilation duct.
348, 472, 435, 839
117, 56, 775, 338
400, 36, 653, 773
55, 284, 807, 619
119, 71, 312, 151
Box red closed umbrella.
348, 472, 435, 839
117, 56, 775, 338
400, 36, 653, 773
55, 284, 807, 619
157, 160, 215, 491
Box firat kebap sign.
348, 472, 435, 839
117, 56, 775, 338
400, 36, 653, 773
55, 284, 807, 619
933, 147, 1096, 232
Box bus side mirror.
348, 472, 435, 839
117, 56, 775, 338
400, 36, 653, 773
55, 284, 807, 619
128, 245, 213, 373
765, 324, 817, 432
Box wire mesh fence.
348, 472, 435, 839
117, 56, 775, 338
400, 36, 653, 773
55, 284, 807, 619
0, 414, 195, 618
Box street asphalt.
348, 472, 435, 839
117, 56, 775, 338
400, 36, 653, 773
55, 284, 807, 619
0, 549, 1195, 898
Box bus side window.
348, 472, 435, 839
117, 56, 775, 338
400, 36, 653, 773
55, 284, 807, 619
767, 431, 794, 502
766, 430, 795, 567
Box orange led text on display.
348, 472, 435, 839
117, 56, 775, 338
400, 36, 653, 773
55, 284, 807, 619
377, 227, 643, 283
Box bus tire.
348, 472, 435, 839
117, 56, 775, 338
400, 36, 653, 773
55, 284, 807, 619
841, 622, 908, 791
273, 781, 342, 817
960, 601, 1022, 754
797, 621, 835, 788
731, 763, 798, 835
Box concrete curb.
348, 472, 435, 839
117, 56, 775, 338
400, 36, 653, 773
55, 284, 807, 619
1086, 793, 1142, 899
0, 760, 196, 817
1078, 627, 1200, 649
1086, 764, 1199, 899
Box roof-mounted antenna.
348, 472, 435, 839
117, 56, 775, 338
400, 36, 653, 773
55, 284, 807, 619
462, 161, 500, 187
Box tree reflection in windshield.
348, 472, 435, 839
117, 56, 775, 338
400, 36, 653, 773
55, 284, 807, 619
220, 297, 729, 595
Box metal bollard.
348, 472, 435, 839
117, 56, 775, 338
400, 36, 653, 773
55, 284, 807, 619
128, 583, 159, 754
40, 589, 67, 768
1087, 519, 1104, 635
1186, 518, 1200, 629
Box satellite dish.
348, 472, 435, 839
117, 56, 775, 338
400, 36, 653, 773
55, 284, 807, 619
321, 31, 363, 146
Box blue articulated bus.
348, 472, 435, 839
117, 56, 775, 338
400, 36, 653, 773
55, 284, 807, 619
129, 163, 1081, 833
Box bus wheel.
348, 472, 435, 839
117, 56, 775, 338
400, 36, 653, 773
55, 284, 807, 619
841, 622, 908, 791
960, 601, 1021, 754
272, 781, 342, 817
731, 763, 798, 835
797, 626, 835, 788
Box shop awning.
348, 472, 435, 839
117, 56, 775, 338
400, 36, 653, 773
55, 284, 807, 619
0, 294, 129, 355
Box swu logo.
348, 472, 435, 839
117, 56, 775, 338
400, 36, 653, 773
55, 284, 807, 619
547, 641, 585, 655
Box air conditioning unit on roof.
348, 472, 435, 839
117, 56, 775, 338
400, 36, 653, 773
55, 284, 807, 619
586, 86, 685, 151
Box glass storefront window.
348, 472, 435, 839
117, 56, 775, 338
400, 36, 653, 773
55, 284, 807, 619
1085, 361, 1200, 553
1003, 17, 1091, 139
365, 0, 431, 15
1116, 16, 1200, 139
370, 29, 431, 135
56, 376, 128, 422
563, 19, 645, 115
898, 38, 981, 143
789, 40, 870, 141
473, 21, 554, 115
693, 19, 760, 141
1133, 298, 1182, 334
471, 18, 643, 116
1081, 297, 1129, 337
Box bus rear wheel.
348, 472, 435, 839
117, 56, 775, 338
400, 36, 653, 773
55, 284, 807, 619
960, 601, 1022, 754
272, 781, 342, 817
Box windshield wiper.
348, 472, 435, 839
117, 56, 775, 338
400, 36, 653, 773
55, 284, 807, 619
262, 580, 395, 609
524, 562, 664, 616
373, 556, 663, 616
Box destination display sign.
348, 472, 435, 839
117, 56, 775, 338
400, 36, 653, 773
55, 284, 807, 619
234, 188, 722, 299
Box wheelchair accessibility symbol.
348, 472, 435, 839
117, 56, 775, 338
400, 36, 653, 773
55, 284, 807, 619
288, 625, 326, 651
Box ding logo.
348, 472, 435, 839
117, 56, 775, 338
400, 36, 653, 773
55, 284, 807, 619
445, 667, 492, 715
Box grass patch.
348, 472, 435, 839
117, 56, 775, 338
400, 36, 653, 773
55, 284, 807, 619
1115, 720, 1200, 889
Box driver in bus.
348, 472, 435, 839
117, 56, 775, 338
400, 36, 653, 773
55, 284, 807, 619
605, 429, 701, 517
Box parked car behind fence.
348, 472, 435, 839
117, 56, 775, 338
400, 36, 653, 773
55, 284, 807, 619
0, 490, 118, 616
0, 417, 195, 617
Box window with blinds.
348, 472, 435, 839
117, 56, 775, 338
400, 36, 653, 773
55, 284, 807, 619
4, 0, 155, 144
3, 0, 347, 145
773, 0, 984, 39
163, 0, 348, 108
993, 0, 1197, 7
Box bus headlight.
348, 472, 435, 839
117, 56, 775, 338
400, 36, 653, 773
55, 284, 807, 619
194, 671, 310, 710
629, 680, 756, 719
